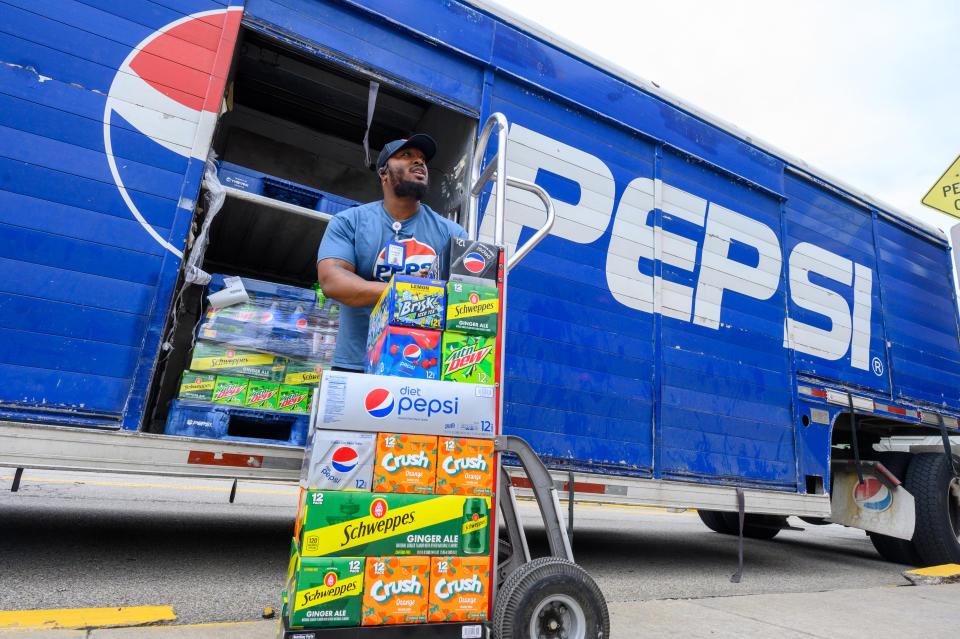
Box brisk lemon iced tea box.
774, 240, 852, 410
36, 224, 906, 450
435, 437, 495, 496
372, 433, 437, 494
190, 342, 286, 381
243, 381, 279, 410
445, 282, 498, 336
441, 333, 496, 385
212, 375, 248, 406
361, 556, 429, 626
178, 371, 216, 401
428, 556, 490, 622
288, 551, 365, 628
298, 491, 492, 557
277, 385, 311, 413
368, 274, 445, 347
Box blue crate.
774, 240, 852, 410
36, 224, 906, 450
165, 399, 309, 447
217, 161, 358, 215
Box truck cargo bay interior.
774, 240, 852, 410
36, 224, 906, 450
144, 27, 478, 432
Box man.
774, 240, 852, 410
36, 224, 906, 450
316, 134, 467, 372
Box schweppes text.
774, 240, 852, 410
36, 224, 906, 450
341, 512, 416, 547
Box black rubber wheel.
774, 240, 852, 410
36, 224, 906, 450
905, 452, 960, 565
697, 509, 738, 534
697, 510, 784, 539
867, 452, 921, 565
494, 556, 608, 639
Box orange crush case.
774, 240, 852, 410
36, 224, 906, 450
372, 433, 438, 494
428, 556, 490, 622
361, 556, 430, 625
434, 437, 495, 496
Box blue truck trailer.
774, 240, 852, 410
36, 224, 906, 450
3, 0, 960, 570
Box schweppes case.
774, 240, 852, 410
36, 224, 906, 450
445, 282, 498, 336
189, 341, 286, 381
299, 491, 491, 557
283, 359, 324, 386
288, 548, 364, 628
177, 371, 215, 401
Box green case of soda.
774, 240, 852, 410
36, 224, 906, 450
444, 282, 498, 336
212, 375, 249, 406
299, 491, 490, 557
286, 539, 364, 628
244, 381, 280, 410
177, 371, 216, 401
190, 342, 286, 381
440, 333, 496, 385
277, 385, 311, 413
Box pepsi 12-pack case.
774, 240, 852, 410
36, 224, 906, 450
300, 429, 376, 491
430, 238, 500, 286
366, 326, 441, 380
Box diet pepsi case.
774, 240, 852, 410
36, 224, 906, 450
300, 429, 376, 491
317, 371, 496, 439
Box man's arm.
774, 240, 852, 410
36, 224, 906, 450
317, 258, 387, 306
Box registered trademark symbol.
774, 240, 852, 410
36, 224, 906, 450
872, 357, 884, 376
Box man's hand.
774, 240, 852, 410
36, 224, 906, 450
317, 258, 387, 306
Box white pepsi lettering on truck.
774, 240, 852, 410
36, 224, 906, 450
487, 126, 874, 371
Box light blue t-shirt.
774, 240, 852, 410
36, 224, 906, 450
317, 201, 467, 370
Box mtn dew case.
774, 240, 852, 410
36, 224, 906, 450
177, 371, 216, 401
317, 371, 496, 438
288, 553, 364, 628
373, 433, 437, 494
278, 385, 311, 413
368, 274, 445, 347
212, 376, 249, 406
441, 333, 496, 385
361, 556, 429, 625
243, 381, 279, 410
189, 341, 286, 381
300, 430, 376, 491
299, 491, 491, 556
445, 282, 498, 336
428, 556, 490, 622
435, 437, 495, 496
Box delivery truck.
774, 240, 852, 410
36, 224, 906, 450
4, 0, 960, 579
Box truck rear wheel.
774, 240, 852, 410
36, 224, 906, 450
905, 452, 960, 565
867, 452, 921, 565
697, 510, 784, 539
493, 556, 608, 639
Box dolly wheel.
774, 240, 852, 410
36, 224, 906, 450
494, 557, 608, 639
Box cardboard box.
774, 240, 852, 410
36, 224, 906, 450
243, 381, 280, 410
283, 359, 325, 386
441, 333, 496, 385
445, 282, 498, 336
361, 556, 429, 626
372, 433, 438, 494
177, 371, 216, 401
431, 237, 500, 286
435, 437, 495, 496
288, 550, 364, 628
299, 492, 491, 557
211, 375, 249, 406
300, 430, 376, 491
368, 274, 445, 347
428, 556, 490, 622
277, 385, 311, 413
365, 326, 441, 380
190, 342, 286, 381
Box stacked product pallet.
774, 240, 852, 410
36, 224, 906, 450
165, 275, 340, 446
282, 238, 501, 634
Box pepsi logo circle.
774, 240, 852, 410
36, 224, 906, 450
324, 572, 338, 588
371, 498, 388, 519
402, 344, 422, 362
463, 252, 486, 273
853, 478, 892, 512
364, 389, 394, 418
330, 447, 359, 473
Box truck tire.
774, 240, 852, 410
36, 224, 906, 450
697, 510, 784, 539
905, 452, 960, 565
867, 452, 920, 565
493, 556, 608, 639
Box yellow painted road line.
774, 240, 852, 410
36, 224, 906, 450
0, 606, 176, 630
0, 475, 298, 496
906, 563, 960, 577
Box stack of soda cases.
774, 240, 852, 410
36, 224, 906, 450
175, 275, 341, 416
283, 238, 502, 632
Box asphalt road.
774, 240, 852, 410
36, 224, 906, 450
0, 469, 911, 626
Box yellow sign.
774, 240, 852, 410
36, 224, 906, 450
922, 154, 960, 218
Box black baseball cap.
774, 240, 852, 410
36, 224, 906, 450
376, 134, 437, 173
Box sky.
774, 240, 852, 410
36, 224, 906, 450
504, 0, 960, 238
